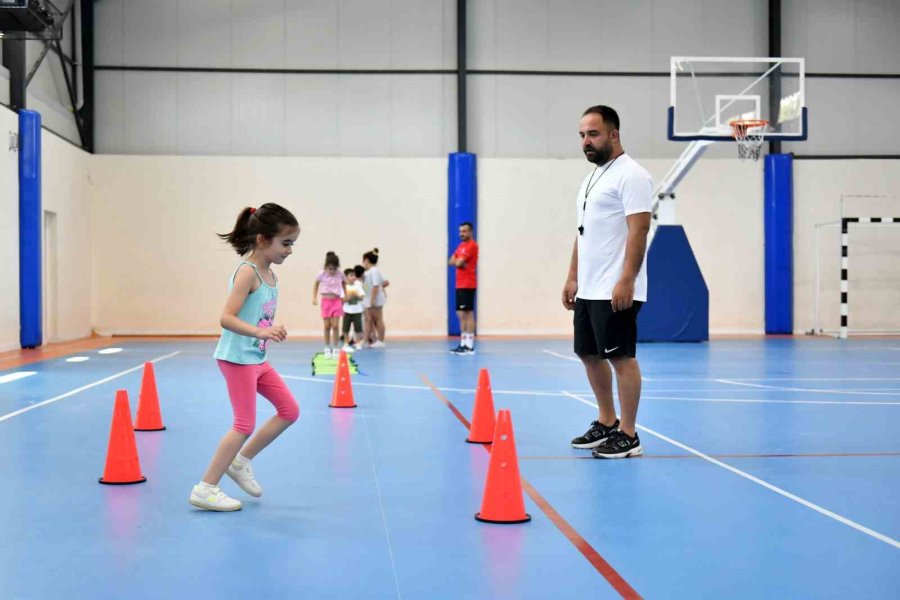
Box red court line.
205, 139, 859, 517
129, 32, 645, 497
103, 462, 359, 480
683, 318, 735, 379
420, 374, 642, 600
521, 451, 900, 460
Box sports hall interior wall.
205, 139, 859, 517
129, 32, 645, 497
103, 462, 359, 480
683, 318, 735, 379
1, 107, 18, 352
0, 104, 92, 352
2, 0, 898, 347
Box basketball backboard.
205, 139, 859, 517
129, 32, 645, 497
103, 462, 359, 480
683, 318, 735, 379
668, 57, 807, 142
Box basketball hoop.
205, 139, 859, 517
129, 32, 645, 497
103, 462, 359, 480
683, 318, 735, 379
729, 119, 769, 161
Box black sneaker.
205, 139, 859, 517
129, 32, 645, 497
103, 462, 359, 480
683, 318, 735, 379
571, 419, 619, 449
591, 430, 643, 459
463, 346, 476, 355
449, 345, 467, 355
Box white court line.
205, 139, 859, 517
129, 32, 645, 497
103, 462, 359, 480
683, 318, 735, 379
0, 351, 181, 424
359, 402, 404, 600
282, 376, 898, 405
542, 349, 581, 363
0, 371, 38, 384
561, 391, 900, 550
716, 379, 900, 397
541, 348, 654, 380
542, 351, 900, 384
281, 375, 561, 397
641, 395, 900, 406
640, 387, 900, 393
630, 377, 900, 382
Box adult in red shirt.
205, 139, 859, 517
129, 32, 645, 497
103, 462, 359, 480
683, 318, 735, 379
448, 222, 478, 355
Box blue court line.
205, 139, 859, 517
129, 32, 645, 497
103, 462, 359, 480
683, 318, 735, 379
561, 391, 900, 550
0, 351, 181, 423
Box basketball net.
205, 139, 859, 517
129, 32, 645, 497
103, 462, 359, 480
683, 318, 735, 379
729, 119, 769, 161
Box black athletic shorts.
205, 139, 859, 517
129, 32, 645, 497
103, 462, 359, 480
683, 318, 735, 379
573, 299, 643, 358
342, 312, 363, 336
456, 288, 476, 311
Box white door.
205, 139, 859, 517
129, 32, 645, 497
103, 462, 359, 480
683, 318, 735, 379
43, 210, 57, 343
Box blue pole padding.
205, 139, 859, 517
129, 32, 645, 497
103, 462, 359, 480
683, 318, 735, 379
19, 110, 42, 348
764, 153, 793, 334
447, 153, 477, 336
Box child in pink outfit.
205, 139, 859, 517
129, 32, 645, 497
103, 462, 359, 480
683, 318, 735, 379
312, 251, 347, 358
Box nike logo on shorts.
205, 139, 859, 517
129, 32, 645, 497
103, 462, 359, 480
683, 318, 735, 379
604, 346, 620, 353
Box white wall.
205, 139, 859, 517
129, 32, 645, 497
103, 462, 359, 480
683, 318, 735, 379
0, 107, 89, 351
793, 160, 900, 334
86, 154, 767, 336
42, 130, 92, 342
0, 107, 19, 352
10, 147, 898, 339
88, 156, 447, 336
479, 157, 764, 334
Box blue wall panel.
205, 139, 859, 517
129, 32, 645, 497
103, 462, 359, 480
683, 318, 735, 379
638, 225, 708, 342
447, 153, 477, 336
19, 110, 42, 349
764, 154, 793, 334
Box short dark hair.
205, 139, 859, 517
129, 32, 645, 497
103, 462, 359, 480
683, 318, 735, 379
344, 268, 353, 276
459, 222, 473, 231
582, 105, 620, 131
353, 265, 365, 278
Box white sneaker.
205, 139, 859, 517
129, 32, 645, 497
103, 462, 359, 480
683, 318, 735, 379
189, 484, 242, 511
342, 344, 355, 354
226, 459, 263, 497
323, 347, 332, 359
370, 341, 386, 349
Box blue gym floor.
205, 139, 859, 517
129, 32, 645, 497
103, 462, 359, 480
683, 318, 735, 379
1, 337, 898, 599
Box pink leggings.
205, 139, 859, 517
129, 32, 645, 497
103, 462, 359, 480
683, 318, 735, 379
217, 360, 300, 435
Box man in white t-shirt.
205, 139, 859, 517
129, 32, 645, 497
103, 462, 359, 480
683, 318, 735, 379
561, 105, 653, 459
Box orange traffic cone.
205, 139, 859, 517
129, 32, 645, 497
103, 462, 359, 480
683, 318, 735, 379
475, 409, 531, 523
467, 369, 496, 443
99, 390, 147, 485
134, 362, 166, 431
329, 351, 357, 408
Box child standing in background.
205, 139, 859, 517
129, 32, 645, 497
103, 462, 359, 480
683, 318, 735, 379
190, 203, 301, 512
362, 248, 387, 348
341, 265, 366, 353
313, 251, 347, 358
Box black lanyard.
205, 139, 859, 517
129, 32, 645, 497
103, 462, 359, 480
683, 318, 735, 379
578, 155, 619, 236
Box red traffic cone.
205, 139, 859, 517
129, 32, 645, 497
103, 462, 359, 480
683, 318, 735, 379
99, 390, 147, 485
475, 410, 531, 523
134, 362, 166, 431
329, 351, 357, 408
467, 369, 496, 443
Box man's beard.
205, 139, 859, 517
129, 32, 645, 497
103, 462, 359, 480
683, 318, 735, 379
584, 142, 612, 165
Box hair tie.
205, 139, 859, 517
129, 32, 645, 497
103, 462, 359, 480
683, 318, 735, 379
249, 207, 257, 215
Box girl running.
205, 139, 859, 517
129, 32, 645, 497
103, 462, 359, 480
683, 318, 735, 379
189, 203, 301, 512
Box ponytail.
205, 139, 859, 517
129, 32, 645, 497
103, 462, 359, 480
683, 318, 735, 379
324, 251, 340, 268
217, 203, 299, 255
363, 247, 380, 265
